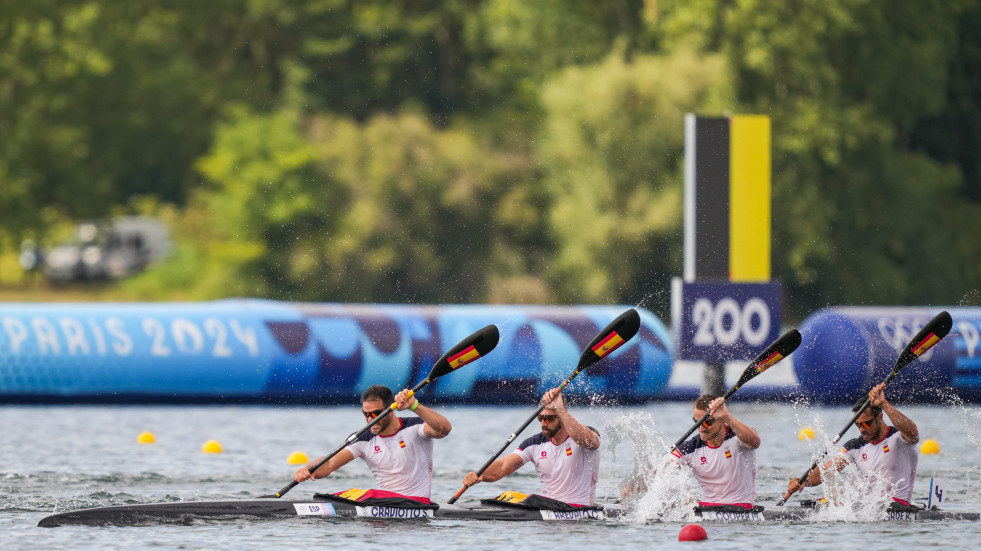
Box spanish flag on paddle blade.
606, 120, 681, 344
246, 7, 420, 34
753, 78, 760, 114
753, 350, 785, 373
911, 333, 941, 357
591, 332, 626, 359
448, 345, 481, 369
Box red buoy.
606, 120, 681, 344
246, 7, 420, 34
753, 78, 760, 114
678, 523, 708, 541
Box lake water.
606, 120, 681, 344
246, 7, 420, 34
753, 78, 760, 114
4, 402, 981, 549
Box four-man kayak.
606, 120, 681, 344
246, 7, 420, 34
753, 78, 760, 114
36, 498, 979, 527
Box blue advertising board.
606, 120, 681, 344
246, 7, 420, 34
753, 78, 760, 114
0, 300, 674, 404
671, 278, 782, 363
794, 307, 981, 403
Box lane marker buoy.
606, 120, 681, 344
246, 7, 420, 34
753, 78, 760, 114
202, 440, 223, 454
679, 523, 708, 541
137, 431, 156, 444
287, 451, 309, 465
798, 427, 815, 440
921, 439, 940, 455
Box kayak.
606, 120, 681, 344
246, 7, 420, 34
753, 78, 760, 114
37, 498, 980, 527
37, 498, 606, 526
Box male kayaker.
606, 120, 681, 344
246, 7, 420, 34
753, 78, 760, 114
461, 388, 601, 507
670, 394, 761, 510
786, 383, 919, 510
293, 384, 452, 504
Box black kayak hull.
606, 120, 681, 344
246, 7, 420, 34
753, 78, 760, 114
37, 499, 980, 527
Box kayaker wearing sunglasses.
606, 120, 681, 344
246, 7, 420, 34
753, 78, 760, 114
669, 394, 762, 511
460, 387, 602, 507
292, 384, 452, 504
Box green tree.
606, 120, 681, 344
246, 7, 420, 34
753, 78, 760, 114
538, 47, 731, 307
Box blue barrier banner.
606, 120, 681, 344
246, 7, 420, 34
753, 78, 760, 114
0, 301, 673, 404
794, 307, 981, 403
671, 279, 782, 363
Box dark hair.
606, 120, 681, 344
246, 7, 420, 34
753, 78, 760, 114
361, 385, 395, 407
694, 393, 721, 411
540, 392, 567, 409
852, 396, 882, 418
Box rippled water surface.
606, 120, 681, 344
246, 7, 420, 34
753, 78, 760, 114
4, 402, 981, 549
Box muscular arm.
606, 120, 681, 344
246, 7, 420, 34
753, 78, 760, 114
868, 382, 918, 445
882, 402, 919, 445
415, 402, 452, 439
395, 390, 451, 439
545, 388, 600, 451
726, 415, 761, 450
558, 410, 600, 451
463, 453, 524, 486
711, 398, 760, 450
294, 448, 356, 482
788, 456, 849, 493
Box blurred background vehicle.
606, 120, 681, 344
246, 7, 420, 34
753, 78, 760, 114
38, 217, 171, 283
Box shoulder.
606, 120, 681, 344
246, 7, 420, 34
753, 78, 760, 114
885, 426, 915, 446
399, 417, 429, 438
841, 436, 866, 452
401, 417, 425, 430
517, 432, 550, 451
674, 434, 706, 457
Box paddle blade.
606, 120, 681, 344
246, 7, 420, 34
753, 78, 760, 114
428, 324, 501, 379
894, 311, 952, 372
576, 308, 642, 370
733, 329, 802, 389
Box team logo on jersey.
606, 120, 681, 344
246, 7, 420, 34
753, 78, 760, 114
724, 450, 732, 459
861, 453, 868, 461
541, 451, 548, 459
565, 447, 572, 456
883, 444, 890, 453
399, 440, 406, 449
374, 445, 382, 454
700, 456, 707, 464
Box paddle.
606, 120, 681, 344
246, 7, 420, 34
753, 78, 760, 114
266, 323, 501, 498
446, 308, 642, 505
669, 328, 803, 453
777, 310, 953, 506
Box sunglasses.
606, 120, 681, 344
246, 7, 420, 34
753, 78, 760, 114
855, 418, 877, 430
363, 408, 386, 420
694, 417, 718, 429
537, 414, 559, 423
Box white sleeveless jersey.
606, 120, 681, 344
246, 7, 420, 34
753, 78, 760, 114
671, 427, 757, 505
840, 426, 918, 504
514, 429, 601, 506
346, 417, 434, 499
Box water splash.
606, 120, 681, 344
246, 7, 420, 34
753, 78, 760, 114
787, 407, 906, 522
605, 410, 699, 522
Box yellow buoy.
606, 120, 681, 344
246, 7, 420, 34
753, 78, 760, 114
287, 451, 309, 465
920, 439, 940, 455
202, 439, 223, 454
137, 431, 156, 444
798, 427, 815, 440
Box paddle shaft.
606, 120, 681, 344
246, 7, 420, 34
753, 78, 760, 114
446, 368, 584, 504
669, 329, 802, 453
272, 379, 428, 498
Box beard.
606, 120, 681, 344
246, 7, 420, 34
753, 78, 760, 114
542, 421, 562, 440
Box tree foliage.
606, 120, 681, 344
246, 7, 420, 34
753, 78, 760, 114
2, 0, 979, 318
